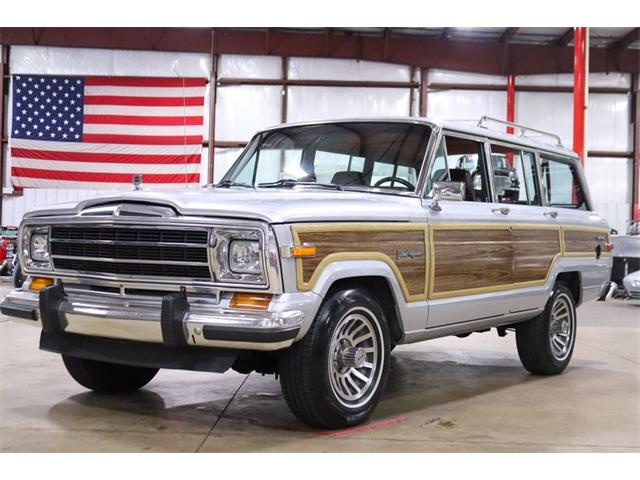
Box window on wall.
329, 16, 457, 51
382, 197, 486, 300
424, 135, 490, 202
489, 145, 541, 206
540, 155, 589, 210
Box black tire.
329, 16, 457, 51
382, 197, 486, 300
62, 355, 158, 393
516, 282, 577, 375
279, 288, 390, 429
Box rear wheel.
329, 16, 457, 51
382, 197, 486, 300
516, 283, 577, 375
62, 355, 158, 393
279, 288, 390, 429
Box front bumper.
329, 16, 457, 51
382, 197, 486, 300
1, 284, 314, 351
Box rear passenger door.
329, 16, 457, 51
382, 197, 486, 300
486, 143, 560, 311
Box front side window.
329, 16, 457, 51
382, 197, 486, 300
540, 155, 589, 210
224, 122, 431, 193
424, 134, 490, 202
489, 145, 541, 206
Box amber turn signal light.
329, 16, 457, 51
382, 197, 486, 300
28, 277, 54, 291
290, 245, 317, 257
229, 293, 273, 311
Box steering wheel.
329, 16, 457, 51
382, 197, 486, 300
373, 176, 415, 190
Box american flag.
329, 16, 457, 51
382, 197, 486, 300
10, 74, 206, 189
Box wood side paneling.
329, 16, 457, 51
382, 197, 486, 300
512, 229, 561, 283
432, 227, 561, 295
296, 228, 427, 296
564, 229, 609, 255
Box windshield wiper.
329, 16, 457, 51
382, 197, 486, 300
258, 179, 343, 191
212, 179, 254, 188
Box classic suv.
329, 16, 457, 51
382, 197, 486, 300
0, 117, 613, 429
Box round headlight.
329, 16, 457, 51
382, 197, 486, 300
229, 239, 262, 275
30, 233, 50, 262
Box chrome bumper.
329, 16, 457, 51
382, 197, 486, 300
0, 285, 313, 351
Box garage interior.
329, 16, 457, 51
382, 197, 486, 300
0, 27, 639, 452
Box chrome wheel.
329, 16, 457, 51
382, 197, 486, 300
549, 293, 575, 361
327, 307, 384, 409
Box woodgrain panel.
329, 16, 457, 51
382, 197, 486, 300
512, 229, 561, 283
295, 226, 427, 297
432, 227, 561, 296
564, 229, 610, 255
432, 228, 511, 294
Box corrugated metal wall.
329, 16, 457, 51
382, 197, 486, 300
1, 47, 634, 232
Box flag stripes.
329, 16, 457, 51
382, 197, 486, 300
10, 74, 206, 189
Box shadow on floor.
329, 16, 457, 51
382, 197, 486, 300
44, 348, 552, 438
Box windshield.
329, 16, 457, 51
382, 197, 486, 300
222, 122, 431, 193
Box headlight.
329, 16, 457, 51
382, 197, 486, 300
632, 280, 640, 288
229, 240, 262, 274
30, 233, 50, 262
20, 225, 52, 271
212, 228, 266, 285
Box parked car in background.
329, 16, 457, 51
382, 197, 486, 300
0, 117, 613, 429
622, 270, 640, 301
610, 221, 640, 291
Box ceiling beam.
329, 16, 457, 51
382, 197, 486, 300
610, 27, 640, 50
0, 27, 637, 76
500, 27, 519, 44
557, 28, 574, 46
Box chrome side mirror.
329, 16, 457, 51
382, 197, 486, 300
430, 181, 465, 211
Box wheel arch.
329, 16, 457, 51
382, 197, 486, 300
556, 271, 582, 306
305, 260, 408, 345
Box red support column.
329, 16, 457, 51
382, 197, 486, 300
506, 74, 516, 134
572, 27, 588, 164
633, 74, 639, 222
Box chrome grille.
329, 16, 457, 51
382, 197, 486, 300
50, 225, 211, 281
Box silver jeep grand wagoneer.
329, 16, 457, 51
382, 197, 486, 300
1, 117, 613, 429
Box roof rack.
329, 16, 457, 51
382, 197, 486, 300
477, 116, 563, 146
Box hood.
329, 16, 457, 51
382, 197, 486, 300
23, 187, 424, 224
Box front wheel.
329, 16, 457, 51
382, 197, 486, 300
279, 288, 390, 429
62, 355, 158, 393
516, 283, 577, 375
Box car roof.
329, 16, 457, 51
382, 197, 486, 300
259, 117, 579, 160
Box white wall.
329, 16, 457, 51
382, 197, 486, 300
1, 47, 635, 232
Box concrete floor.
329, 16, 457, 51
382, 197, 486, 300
0, 281, 638, 452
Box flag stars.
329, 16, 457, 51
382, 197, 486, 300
11, 75, 85, 142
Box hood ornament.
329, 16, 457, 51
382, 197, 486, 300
132, 174, 143, 191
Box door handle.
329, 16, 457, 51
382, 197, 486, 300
543, 210, 559, 219
491, 207, 511, 215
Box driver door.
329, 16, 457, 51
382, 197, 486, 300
423, 132, 513, 328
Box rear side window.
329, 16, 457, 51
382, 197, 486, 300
540, 155, 589, 210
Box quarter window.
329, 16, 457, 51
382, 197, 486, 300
540, 155, 589, 210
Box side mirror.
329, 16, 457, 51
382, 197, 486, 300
430, 181, 465, 211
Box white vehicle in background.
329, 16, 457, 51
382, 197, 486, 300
610, 220, 640, 295
622, 270, 640, 301
0, 116, 613, 429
